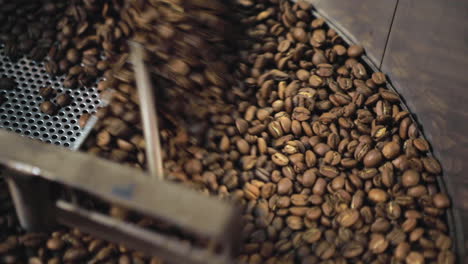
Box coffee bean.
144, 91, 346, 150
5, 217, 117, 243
312, 178, 327, 195
363, 149, 383, 168
286, 216, 303, 230
272, 153, 289, 166
66, 48, 80, 64
382, 141, 400, 159
236, 139, 250, 154
303, 228, 322, 243
406, 252, 424, 264
39, 86, 56, 99
372, 72, 386, 85
276, 196, 291, 208
347, 45, 364, 58
438, 250, 455, 264
167, 59, 190, 76
46, 238, 64, 251
435, 234, 452, 250
296, 69, 310, 81
337, 209, 359, 227
368, 188, 388, 203
40, 101, 57, 115
316, 64, 333, 77
342, 242, 364, 258
433, 193, 450, 209
277, 178, 293, 195
402, 170, 420, 187
63, 247, 88, 262
244, 183, 260, 200
291, 194, 308, 206
369, 234, 389, 254
292, 27, 308, 43
56, 93, 72, 107
407, 185, 427, 197
422, 157, 442, 174
395, 242, 411, 260
402, 218, 417, 232
319, 165, 339, 178
313, 143, 330, 156
315, 241, 336, 260
278, 40, 291, 53
309, 75, 324, 87
413, 138, 430, 152
292, 107, 311, 121
236, 118, 249, 134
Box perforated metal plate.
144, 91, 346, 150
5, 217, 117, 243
0, 48, 101, 148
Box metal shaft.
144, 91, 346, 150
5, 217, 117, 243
129, 42, 164, 179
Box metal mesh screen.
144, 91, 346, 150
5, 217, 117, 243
0, 48, 101, 148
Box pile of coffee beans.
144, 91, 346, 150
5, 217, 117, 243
0, 0, 65, 62
0, 0, 457, 263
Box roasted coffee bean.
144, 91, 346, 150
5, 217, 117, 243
422, 157, 442, 174
66, 48, 80, 64
46, 238, 65, 251
278, 178, 293, 195
63, 247, 88, 262
406, 252, 424, 264
286, 216, 303, 230
336, 209, 359, 227
39, 86, 56, 99
433, 193, 450, 208
79, 113, 91, 128
402, 170, 420, 187
40, 101, 57, 115
363, 149, 383, 168
272, 153, 289, 166
395, 242, 411, 260
368, 188, 388, 203
56, 93, 72, 107
372, 72, 387, 85
303, 228, 322, 243
369, 234, 389, 254
45, 60, 59, 75
347, 45, 364, 58
382, 141, 400, 159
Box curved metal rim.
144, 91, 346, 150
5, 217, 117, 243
308, 6, 465, 262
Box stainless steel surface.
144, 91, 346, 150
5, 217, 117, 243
56, 200, 233, 264
381, 0, 468, 259
0, 47, 101, 148
130, 42, 164, 179
305, 0, 398, 66
0, 129, 241, 260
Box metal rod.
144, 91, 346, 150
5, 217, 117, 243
129, 42, 164, 180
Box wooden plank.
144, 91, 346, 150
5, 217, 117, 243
0, 130, 241, 243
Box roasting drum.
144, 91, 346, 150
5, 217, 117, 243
0, 0, 466, 262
